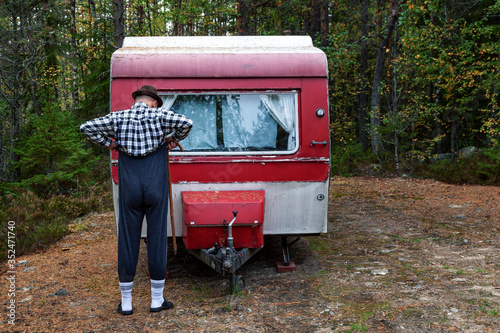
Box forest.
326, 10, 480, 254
0, 1, 499, 256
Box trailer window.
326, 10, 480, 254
161, 93, 298, 154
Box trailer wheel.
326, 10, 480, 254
230, 274, 245, 294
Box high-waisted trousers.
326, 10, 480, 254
117, 145, 169, 282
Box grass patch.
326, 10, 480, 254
307, 236, 341, 256
344, 302, 382, 332
479, 300, 500, 317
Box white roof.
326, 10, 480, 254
118, 36, 322, 54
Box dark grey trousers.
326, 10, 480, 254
117, 145, 169, 282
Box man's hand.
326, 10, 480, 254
165, 136, 179, 150
108, 141, 118, 151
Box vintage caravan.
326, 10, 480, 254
110, 36, 330, 291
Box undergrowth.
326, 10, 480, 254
0, 156, 113, 261
331, 145, 500, 186
419, 148, 500, 185
0, 182, 113, 261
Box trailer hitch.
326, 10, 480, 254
186, 210, 261, 294
226, 210, 238, 249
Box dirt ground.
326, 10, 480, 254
2, 176, 499, 332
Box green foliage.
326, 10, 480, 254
0, 182, 112, 261
331, 144, 379, 177
13, 105, 98, 196
418, 148, 500, 185
391, 0, 500, 161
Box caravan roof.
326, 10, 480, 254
111, 36, 327, 79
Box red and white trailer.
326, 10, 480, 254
110, 36, 329, 291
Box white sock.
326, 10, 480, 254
119, 281, 133, 311
150, 279, 165, 308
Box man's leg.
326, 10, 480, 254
142, 145, 173, 311
117, 154, 146, 313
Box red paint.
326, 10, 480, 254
182, 190, 265, 249
110, 78, 330, 185
170, 160, 329, 183
112, 53, 327, 79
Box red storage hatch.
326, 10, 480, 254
182, 190, 265, 250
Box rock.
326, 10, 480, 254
55, 289, 68, 296
23, 267, 37, 273
371, 269, 389, 276
459, 146, 477, 158
19, 296, 32, 303
48, 288, 68, 297
430, 153, 454, 163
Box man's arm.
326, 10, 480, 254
161, 111, 193, 142
79, 114, 116, 148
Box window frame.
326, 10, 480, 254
161, 91, 300, 156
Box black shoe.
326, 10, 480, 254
117, 302, 133, 316
150, 300, 174, 313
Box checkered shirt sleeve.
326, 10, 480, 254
80, 102, 193, 156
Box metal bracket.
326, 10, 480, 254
281, 236, 300, 266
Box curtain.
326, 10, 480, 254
161, 95, 177, 110
259, 94, 296, 149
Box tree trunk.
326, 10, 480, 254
488, 53, 500, 147
237, 0, 249, 35
311, 0, 321, 39
358, 0, 369, 152
10, 11, 22, 181
173, 0, 183, 36
392, 17, 401, 174
451, 109, 458, 162
70, 0, 80, 109
320, 0, 329, 47
370, 3, 400, 153
114, 0, 125, 48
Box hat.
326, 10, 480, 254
132, 85, 163, 107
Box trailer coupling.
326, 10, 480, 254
186, 211, 262, 293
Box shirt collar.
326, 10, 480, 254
132, 101, 151, 108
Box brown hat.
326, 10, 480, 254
132, 85, 163, 107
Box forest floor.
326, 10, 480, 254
1, 176, 499, 333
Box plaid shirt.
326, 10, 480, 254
80, 102, 193, 156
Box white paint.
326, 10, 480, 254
118, 36, 323, 54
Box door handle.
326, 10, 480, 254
311, 140, 327, 146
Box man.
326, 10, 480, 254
80, 85, 193, 315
